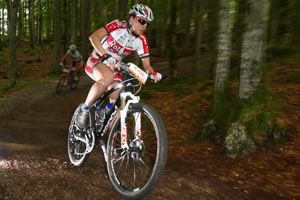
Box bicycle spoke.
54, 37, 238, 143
116, 154, 126, 176
138, 157, 152, 173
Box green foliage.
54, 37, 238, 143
241, 107, 275, 137
21, 47, 32, 54
0, 50, 8, 58
286, 72, 300, 84
0, 76, 57, 97
266, 44, 300, 64
140, 75, 208, 100
197, 81, 213, 92
209, 80, 288, 146
210, 92, 244, 133
0, 82, 10, 91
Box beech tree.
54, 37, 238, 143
7, 0, 19, 86
52, 0, 61, 73
213, 0, 233, 106
239, 0, 267, 99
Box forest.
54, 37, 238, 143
0, 0, 299, 199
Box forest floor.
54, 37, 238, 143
0, 47, 299, 199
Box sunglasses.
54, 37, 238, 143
137, 19, 150, 27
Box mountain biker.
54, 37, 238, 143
75, 4, 162, 129
60, 44, 83, 83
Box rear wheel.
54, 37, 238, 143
67, 103, 93, 166
107, 103, 168, 199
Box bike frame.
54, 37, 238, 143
87, 77, 142, 162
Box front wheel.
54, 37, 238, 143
107, 103, 168, 199
56, 75, 65, 94
70, 74, 79, 90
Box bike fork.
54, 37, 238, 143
120, 92, 140, 150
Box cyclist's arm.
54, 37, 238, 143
141, 57, 154, 74
89, 27, 108, 56
61, 52, 69, 63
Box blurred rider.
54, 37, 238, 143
60, 44, 83, 83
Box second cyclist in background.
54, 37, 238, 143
60, 44, 83, 85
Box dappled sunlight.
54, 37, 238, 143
0, 142, 44, 152
0, 157, 68, 171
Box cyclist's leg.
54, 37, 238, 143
85, 62, 114, 107
107, 72, 122, 103
63, 75, 68, 86
76, 62, 114, 129
76, 62, 82, 78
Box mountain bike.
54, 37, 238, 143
67, 62, 168, 199
56, 63, 79, 94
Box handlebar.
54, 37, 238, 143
118, 62, 167, 83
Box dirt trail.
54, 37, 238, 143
0, 58, 299, 199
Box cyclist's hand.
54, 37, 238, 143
101, 53, 118, 69
150, 72, 162, 83
59, 62, 64, 67
115, 62, 121, 71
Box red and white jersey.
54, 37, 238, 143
85, 19, 150, 81
66, 50, 82, 61
100, 19, 149, 60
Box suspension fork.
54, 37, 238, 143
133, 112, 142, 146
120, 91, 140, 150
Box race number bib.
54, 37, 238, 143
128, 63, 148, 85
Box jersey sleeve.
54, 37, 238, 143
104, 19, 122, 34
75, 51, 83, 60
66, 50, 71, 56
136, 34, 150, 59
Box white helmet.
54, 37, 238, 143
129, 4, 154, 23
69, 44, 76, 51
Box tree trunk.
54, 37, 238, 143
232, 0, 246, 51
290, 0, 300, 43
81, 0, 91, 61
194, 0, 204, 73
169, 0, 177, 78
8, 0, 19, 86
207, 0, 220, 80
52, 0, 61, 73
239, 0, 267, 99
23, 0, 27, 37
213, 0, 233, 105
207, 0, 219, 45
119, 0, 128, 19
17, 0, 22, 38
2, 4, 5, 36
63, 0, 68, 53
38, 0, 43, 45
155, 0, 161, 51
46, 0, 51, 40
161, 0, 168, 56
71, 0, 78, 44
0, 6, 3, 51
28, 0, 35, 48
267, 0, 280, 45
183, 0, 193, 53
